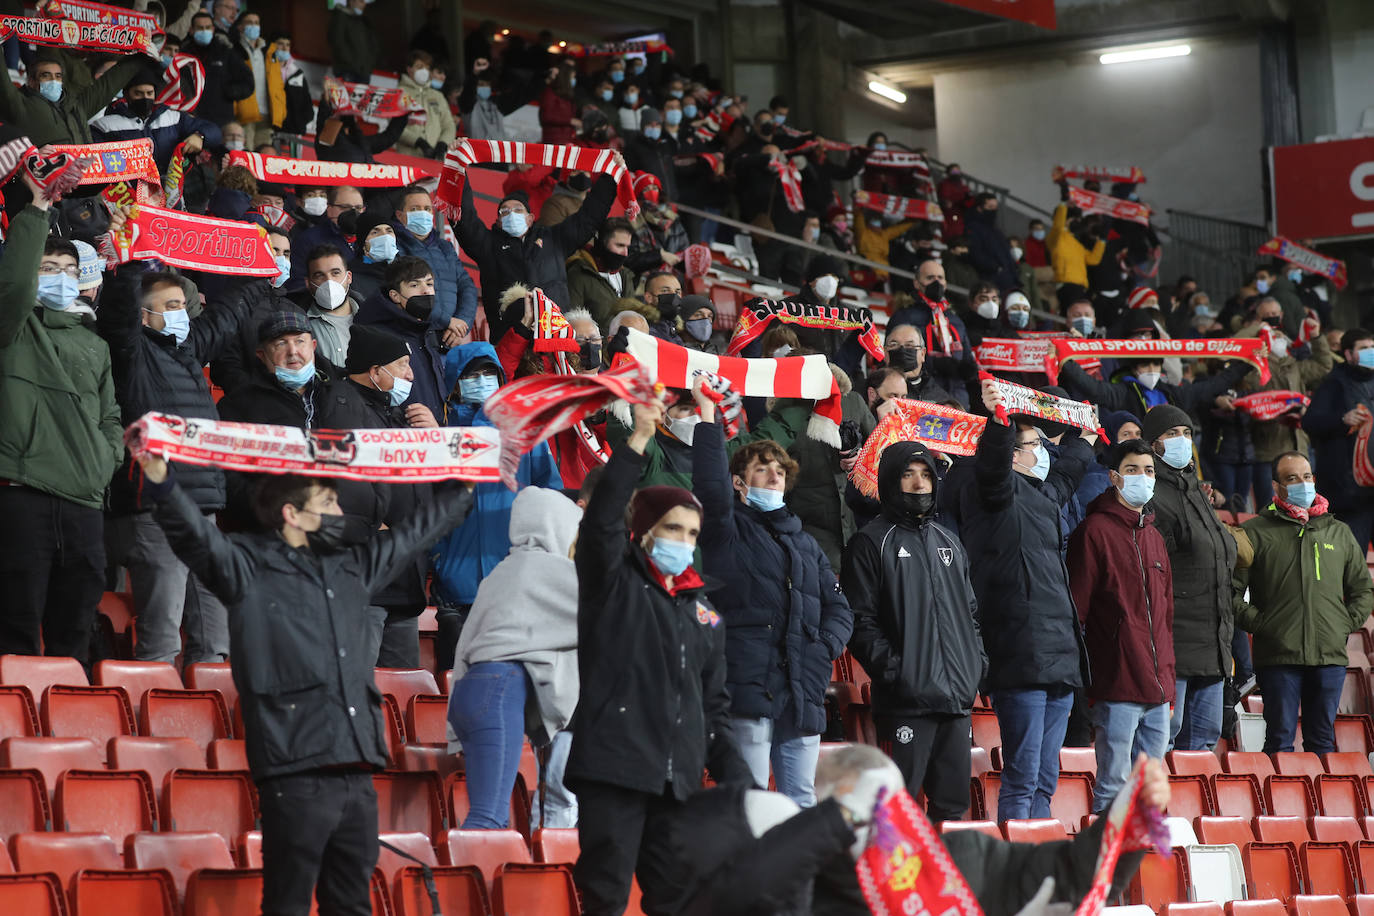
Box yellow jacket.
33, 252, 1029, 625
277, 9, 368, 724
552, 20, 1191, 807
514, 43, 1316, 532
854, 216, 914, 277
233, 38, 269, 126
1048, 203, 1106, 287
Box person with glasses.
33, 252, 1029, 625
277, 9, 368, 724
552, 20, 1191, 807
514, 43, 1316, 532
0, 172, 123, 666
883, 321, 952, 405
288, 185, 363, 292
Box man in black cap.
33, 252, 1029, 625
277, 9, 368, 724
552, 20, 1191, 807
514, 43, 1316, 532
350, 212, 399, 302
91, 68, 223, 173
458, 152, 625, 344
317, 324, 438, 665
209, 229, 304, 396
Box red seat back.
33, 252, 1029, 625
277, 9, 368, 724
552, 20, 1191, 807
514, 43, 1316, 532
533, 828, 579, 864
1243, 842, 1300, 901
0, 655, 88, 700
1309, 815, 1365, 844
1254, 815, 1311, 845
970, 708, 1000, 754
489, 863, 577, 916
164, 770, 258, 844
94, 661, 183, 718
1293, 897, 1356, 916
1265, 775, 1317, 818
40, 685, 135, 753
11, 831, 120, 881
1274, 753, 1325, 780
440, 829, 531, 892
0, 736, 101, 803
139, 689, 232, 753
1225, 901, 1288, 916
1002, 818, 1068, 842
1226, 752, 1278, 780
376, 831, 438, 882
1168, 774, 1215, 820
70, 868, 177, 916
0, 769, 49, 840
1050, 772, 1093, 832
182, 663, 239, 716
54, 769, 157, 840
1325, 752, 1374, 777
1300, 841, 1357, 898
0, 873, 64, 915
183, 868, 263, 916
1211, 774, 1264, 820
375, 669, 440, 709
375, 771, 447, 838
126, 831, 235, 906
1195, 816, 1255, 849
406, 695, 450, 745
1169, 751, 1223, 777
0, 687, 39, 739
941, 820, 1002, 838
393, 864, 490, 916
207, 739, 249, 771
107, 737, 205, 809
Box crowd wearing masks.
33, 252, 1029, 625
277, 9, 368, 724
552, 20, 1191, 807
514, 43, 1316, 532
0, 5, 1365, 916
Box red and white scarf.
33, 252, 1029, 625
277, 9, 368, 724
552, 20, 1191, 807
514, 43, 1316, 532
856, 788, 984, 916
0, 13, 155, 56
1233, 390, 1309, 422
110, 204, 279, 277
1258, 237, 1348, 290
1068, 186, 1151, 226
622, 327, 844, 446
1073, 764, 1170, 916
562, 39, 671, 57
532, 289, 579, 354
980, 372, 1105, 439
52, 139, 159, 187
974, 337, 1055, 374
768, 157, 805, 212
918, 293, 963, 358
853, 189, 941, 223
728, 297, 885, 363
1053, 164, 1146, 184
849, 399, 986, 498
864, 149, 930, 172
324, 77, 421, 120
436, 140, 639, 219
1046, 337, 1271, 386
155, 53, 205, 113
126, 413, 502, 484
39, 0, 158, 32
225, 150, 435, 187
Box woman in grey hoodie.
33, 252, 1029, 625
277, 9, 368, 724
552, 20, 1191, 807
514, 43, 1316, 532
446, 486, 582, 829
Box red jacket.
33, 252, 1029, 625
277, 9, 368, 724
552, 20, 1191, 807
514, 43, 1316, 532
1024, 236, 1049, 268
1068, 489, 1176, 706
539, 87, 577, 145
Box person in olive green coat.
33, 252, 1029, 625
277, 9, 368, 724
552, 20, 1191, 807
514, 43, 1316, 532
0, 174, 124, 665
0, 49, 146, 146
1234, 451, 1374, 755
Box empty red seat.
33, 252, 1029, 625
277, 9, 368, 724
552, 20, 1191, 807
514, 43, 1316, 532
1059, 747, 1097, 777
1211, 774, 1264, 820
375, 669, 440, 709
975, 772, 1002, 822
107, 736, 205, 809
1168, 774, 1215, 820
0, 736, 101, 803
164, 770, 258, 844
1292, 897, 1355, 916
1341, 668, 1371, 715
490, 863, 577, 916
396, 744, 463, 782
1315, 773, 1367, 817
1254, 815, 1311, 845
1309, 815, 1365, 844
375, 771, 447, 838
1168, 904, 1224, 916
1226, 752, 1277, 780
182, 663, 238, 717
1355, 895, 1374, 916
1195, 816, 1256, 850
0, 769, 49, 840
1126, 851, 1186, 912
11, 829, 121, 876
0, 655, 88, 700
0, 686, 39, 739
381, 696, 407, 758
1300, 841, 1357, 898
93, 661, 183, 718
1050, 772, 1093, 832
1274, 753, 1325, 780
534, 828, 579, 864
126, 831, 235, 908
940, 820, 1002, 838
70, 867, 177, 916
1264, 775, 1317, 818
1335, 716, 1374, 754
406, 695, 450, 746
1002, 818, 1068, 842
1225, 901, 1287, 916
392, 864, 491, 916
183, 868, 263, 916
376, 831, 438, 881
139, 689, 232, 753
39, 685, 135, 756
1169, 751, 1223, 777
54, 769, 157, 840
207, 739, 248, 770
1243, 842, 1300, 901
238, 831, 261, 868
971, 708, 1000, 754
439, 829, 530, 891
1325, 752, 1374, 777
0, 873, 65, 915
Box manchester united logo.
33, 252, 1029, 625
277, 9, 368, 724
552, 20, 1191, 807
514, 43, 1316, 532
895, 725, 914, 744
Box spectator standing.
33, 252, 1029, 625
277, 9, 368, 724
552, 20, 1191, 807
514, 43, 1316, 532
231, 9, 272, 149
289, 186, 363, 289
887, 259, 976, 405
328, 0, 380, 83
396, 50, 456, 160
349, 213, 399, 303
1235, 452, 1374, 754
458, 57, 544, 143
539, 61, 579, 145
0, 184, 122, 665
566, 219, 636, 330
1302, 329, 1374, 554
0, 49, 144, 146
964, 192, 1018, 290
290, 244, 362, 371
265, 34, 314, 136
1141, 405, 1238, 751
1068, 440, 1175, 811
354, 256, 448, 418
842, 441, 984, 821
184, 10, 254, 129
90, 69, 221, 173
392, 185, 477, 345
209, 230, 300, 396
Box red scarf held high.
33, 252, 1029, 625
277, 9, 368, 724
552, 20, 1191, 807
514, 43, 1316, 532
769, 158, 805, 212
917, 292, 963, 357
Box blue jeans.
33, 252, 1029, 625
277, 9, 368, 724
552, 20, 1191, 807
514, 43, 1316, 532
1256, 664, 1345, 754
991, 687, 1074, 820
1232, 629, 1255, 682
531, 730, 578, 829
1092, 701, 1170, 812
447, 661, 527, 828
733, 714, 821, 807
1212, 462, 1272, 513
1169, 676, 1225, 751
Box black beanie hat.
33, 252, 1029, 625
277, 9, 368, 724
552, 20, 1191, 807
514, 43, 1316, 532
345, 325, 411, 374
806, 254, 845, 283
499, 189, 530, 212
1141, 404, 1193, 444
353, 211, 392, 258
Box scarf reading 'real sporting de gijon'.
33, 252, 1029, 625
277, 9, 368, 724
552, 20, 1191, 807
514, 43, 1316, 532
111, 204, 279, 277
1044, 336, 1272, 386
728, 297, 886, 363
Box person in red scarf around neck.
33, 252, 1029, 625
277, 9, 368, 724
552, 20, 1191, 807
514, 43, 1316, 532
887, 255, 978, 408
1234, 451, 1374, 757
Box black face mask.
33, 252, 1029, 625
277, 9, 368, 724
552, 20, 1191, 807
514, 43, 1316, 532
656, 292, 682, 320
902, 492, 935, 518
598, 248, 627, 271
579, 340, 602, 368
305, 512, 362, 554
335, 208, 359, 236
403, 293, 434, 323
922, 280, 945, 301
568, 173, 592, 192
758, 122, 775, 136
1263, 316, 1283, 328
128, 97, 153, 119
888, 347, 921, 372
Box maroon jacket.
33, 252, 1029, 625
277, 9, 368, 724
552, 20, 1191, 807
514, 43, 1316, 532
1068, 489, 1176, 706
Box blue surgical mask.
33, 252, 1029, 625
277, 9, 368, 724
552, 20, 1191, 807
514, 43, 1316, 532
162, 53, 175, 68
431, 78, 444, 90
683, 103, 697, 118
272, 255, 290, 288
500, 211, 527, 236
1031, 228, 1047, 241
275, 362, 315, 388
1160, 436, 1193, 470
648, 536, 693, 576
405, 210, 433, 237
1256, 278, 1271, 294
36, 272, 79, 310
274, 49, 290, 63
773, 113, 786, 126
670, 89, 683, 99
745, 487, 785, 512
642, 126, 661, 140
366, 234, 397, 263
243, 24, 260, 41
1285, 481, 1316, 509
1071, 316, 1094, 336
1028, 443, 1050, 481
871, 141, 887, 151
1288, 268, 1303, 284
624, 92, 639, 106
459, 374, 500, 404
193, 29, 213, 46
1117, 473, 1155, 508
665, 109, 682, 126
1359, 349, 1374, 370
476, 86, 492, 100
381, 369, 412, 407
600, 89, 613, 102
610, 70, 625, 83
38, 80, 63, 103
152, 308, 191, 345
1007, 310, 1029, 329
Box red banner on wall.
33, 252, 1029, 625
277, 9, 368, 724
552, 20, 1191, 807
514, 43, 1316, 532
931, 0, 1055, 29
1268, 137, 1374, 240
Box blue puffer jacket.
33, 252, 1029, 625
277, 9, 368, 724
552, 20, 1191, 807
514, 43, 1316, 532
90, 101, 222, 173
691, 420, 853, 734
393, 220, 478, 330
431, 342, 562, 605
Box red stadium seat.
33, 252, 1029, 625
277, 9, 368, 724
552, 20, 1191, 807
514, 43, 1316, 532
1356, 840, 1374, 891
1050, 773, 1094, 833
1242, 842, 1300, 901
10, 829, 121, 877
1316, 773, 1367, 817
0, 769, 50, 839
1334, 716, 1374, 755
1254, 816, 1311, 845
375, 771, 448, 838
376, 831, 439, 881
396, 744, 463, 782
941, 820, 1002, 838
1355, 896, 1374, 916
1309, 815, 1365, 844
70, 867, 177, 916
93, 661, 183, 718
1292, 897, 1355, 916
182, 663, 239, 719
54, 769, 157, 840
1264, 775, 1317, 818
970, 708, 1000, 754
107, 736, 205, 809
1226, 752, 1277, 781
183, 868, 263, 916
1168, 904, 1224, 916
1126, 851, 1187, 912
1168, 775, 1215, 820
0, 873, 65, 915
237, 831, 261, 868
164, 770, 258, 844
39, 685, 136, 755
970, 746, 993, 777
375, 669, 441, 709
1299, 841, 1357, 898
1002, 819, 1068, 842
1059, 748, 1097, 778
1195, 816, 1256, 850
1225, 901, 1287, 916
1211, 774, 1264, 820
976, 772, 1002, 822
1274, 753, 1325, 780
126, 831, 235, 908
1169, 751, 1223, 777
393, 864, 491, 916
406, 695, 450, 745
489, 863, 578, 916
138, 689, 232, 753
0, 686, 39, 739
1340, 668, 1371, 715
534, 828, 580, 864
0, 735, 101, 803
1325, 752, 1374, 777
382, 695, 407, 759
439, 829, 530, 892
0, 655, 88, 699
207, 739, 248, 771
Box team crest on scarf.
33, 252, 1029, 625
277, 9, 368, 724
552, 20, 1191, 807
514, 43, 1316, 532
695, 603, 720, 628
937, 547, 953, 567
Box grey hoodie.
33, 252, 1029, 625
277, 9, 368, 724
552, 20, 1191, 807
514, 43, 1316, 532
449, 486, 583, 745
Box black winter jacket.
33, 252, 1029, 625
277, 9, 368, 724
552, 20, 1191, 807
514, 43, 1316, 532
148, 474, 473, 780
1059, 358, 1252, 423
1150, 458, 1237, 678
207, 280, 303, 396
843, 442, 986, 717
186, 36, 255, 128
457, 174, 616, 345
958, 420, 1089, 690
1303, 361, 1374, 512
566, 445, 753, 800
692, 421, 852, 733
97, 265, 249, 514
353, 291, 449, 419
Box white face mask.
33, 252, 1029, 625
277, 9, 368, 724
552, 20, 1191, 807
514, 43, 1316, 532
1009, 245, 1023, 262
302, 196, 327, 217
975, 300, 999, 320
813, 275, 838, 300
667, 413, 701, 445
313, 278, 348, 310
1137, 370, 1161, 390
1270, 335, 1289, 358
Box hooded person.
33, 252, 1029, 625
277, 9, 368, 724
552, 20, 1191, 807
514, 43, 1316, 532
347, 211, 399, 302
841, 441, 985, 820
430, 342, 563, 672
447, 487, 583, 830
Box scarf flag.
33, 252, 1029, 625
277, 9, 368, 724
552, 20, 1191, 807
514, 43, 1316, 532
623, 326, 844, 446
769, 158, 805, 212
437, 139, 639, 220
1351, 406, 1374, 489
225, 150, 435, 187
729, 297, 885, 363
0, 13, 155, 56
864, 149, 930, 171
126, 413, 502, 483
1068, 186, 1151, 226
1233, 390, 1309, 422
981, 372, 1105, 439
482, 362, 654, 490
1258, 237, 1348, 290
1053, 164, 1146, 184
156, 53, 206, 113
1045, 337, 1271, 386
324, 77, 421, 120
853, 189, 942, 223
683, 243, 712, 279
161, 140, 195, 210
917, 293, 964, 358
39, 0, 158, 32
532, 290, 579, 354
855, 787, 984, 916
1073, 764, 1171, 916
850, 399, 986, 498
974, 337, 1055, 374
562, 39, 672, 57
111, 204, 279, 277
51, 138, 159, 188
